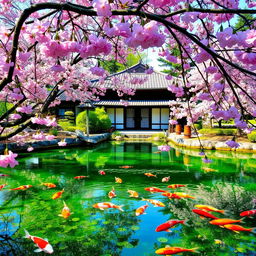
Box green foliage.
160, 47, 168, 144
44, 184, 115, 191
64, 111, 75, 124
0, 102, 14, 117
76, 107, 111, 133
233, 14, 255, 31
247, 130, 256, 142
198, 128, 237, 136
58, 119, 77, 132
49, 128, 58, 136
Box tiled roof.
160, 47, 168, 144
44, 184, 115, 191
91, 63, 169, 90
93, 100, 170, 106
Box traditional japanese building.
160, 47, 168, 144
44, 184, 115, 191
57, 63, 175, 130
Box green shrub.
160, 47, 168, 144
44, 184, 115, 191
198, 128, 237, 136
49, 128, 58, 136
248, 131, 256, 142
64, 111, 75, 124
76, 107, 111, 133
58, 119, 77, 132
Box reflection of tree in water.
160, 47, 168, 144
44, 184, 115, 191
156, 183, 256, 256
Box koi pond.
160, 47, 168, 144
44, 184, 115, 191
0, 141, 256, 256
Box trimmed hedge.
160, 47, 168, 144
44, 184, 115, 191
76, 107, 111, 133
248, 131, 256, 142
198, 128, 237, 136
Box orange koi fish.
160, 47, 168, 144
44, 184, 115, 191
108, 187, 116, 199
119, 165, 133, 169
127, 189, 139, 198
145, 187, 166, 193
223, 224, 256, 233
202, 167, 218, 173
58, 201, 72, 219
192, 209, 218, 219
142, 198, 165, 207
74, 176, 88, 179
42, 183, 56, 188
153, 151, 161, 154
167, 184, 186, 189
174, 192, 195, 199
11, 185, 32, 191
162, 192, 182, 199
162, 176, 170, 182
144, 173, 157, 177
24, 229, 53, 254
0, 184, 7, 190
115, 177, 122, 183
209, 218, 243, 226
195, 205, 225, 214
93, 202, 124, 211
0, 174, 9, 177
240, 209, 256, 217
155, 246, 198, 255
135, 204, 148, 216
155, 219, 187, 232
98, 170, 106, 175
52, 189, 64, 200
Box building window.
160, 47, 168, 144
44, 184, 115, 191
106, 108, 124, 129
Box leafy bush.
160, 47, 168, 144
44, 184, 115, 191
248, 130, 256, 142
64, 111, 75, 124
49, 128, 58, 136
198, 128, 237, 136
58, 119, 77, 132
76, 107, 111, 133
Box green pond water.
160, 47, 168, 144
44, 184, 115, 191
0, 141, 256, 256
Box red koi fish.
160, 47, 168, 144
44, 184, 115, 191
162, 192, 182, 199
144, 173, 157, 177
11, 185, 32, 191
142, 198, 165, 207
98, 170, 106, 175
52, 189, 64, 199
167, 184, 186, 189
209, 218, 243, 226
108, 187, 116, 199
115, 177, 122, 183
0, 184, 7, 190
93, 202, 124, 211
192, 209, 218, 219
24, 229, 53, 254
155, 219, 187, 232
161, 176, 170, 182
155, 246, 198, 255
145, 187, 166, 193
240, 209, 256, 217
0, 174, 9, 177
74, 176, 88, 179
135, 204, 148, 216
223, 224, 256, 233
119, 165, 133, 169
58, 201, 72, 219
42, 183, 56, 188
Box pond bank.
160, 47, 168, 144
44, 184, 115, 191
0, 132, 111, 153
168, 133, 256, 153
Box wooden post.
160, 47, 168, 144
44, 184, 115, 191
86, 109, 89, 137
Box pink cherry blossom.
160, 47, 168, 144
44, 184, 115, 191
158, 145, 171, 151
0, 150, 18, 168
27, 146, 34, 152
226, 140, 240, 148
16, 105, 33, 114
93, 0, 112, 17
58, 141, 67, 146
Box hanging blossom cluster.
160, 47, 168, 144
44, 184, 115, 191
0, 0, 254, 166
0, 150, 18, 168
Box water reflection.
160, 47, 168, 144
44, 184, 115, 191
0, 142, 254, 255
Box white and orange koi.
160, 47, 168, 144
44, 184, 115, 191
93, 202, 124, 211
144, 173, 157, 177
162, 176, 170, 182
58, 201, 72, 219
135, 204, 148, 216
24, 229, 53, 254
142, 198, 165, 207
11, 185, 32, 191
108, 187, 116, 199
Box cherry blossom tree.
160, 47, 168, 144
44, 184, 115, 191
0, 0, 255, 159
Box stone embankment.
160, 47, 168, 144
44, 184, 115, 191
168, 133, 256, 153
